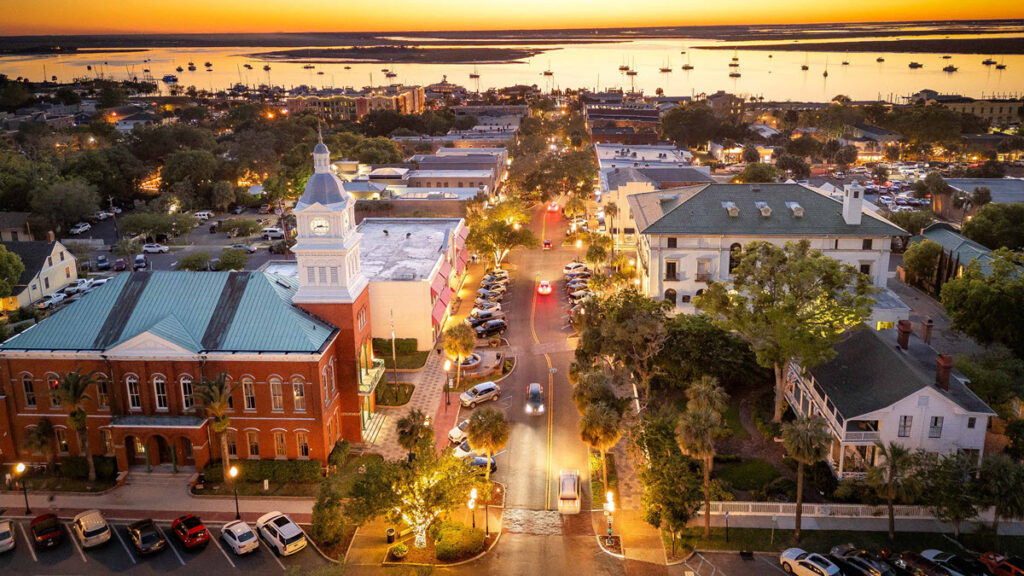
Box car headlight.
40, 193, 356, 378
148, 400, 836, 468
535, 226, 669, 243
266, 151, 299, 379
525, 405, 532, 413
538, 405, 544, 413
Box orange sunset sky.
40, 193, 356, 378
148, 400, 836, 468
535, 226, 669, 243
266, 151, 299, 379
1, 0, 1022, 35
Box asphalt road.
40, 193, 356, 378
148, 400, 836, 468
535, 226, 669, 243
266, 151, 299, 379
0, 515, 331, 575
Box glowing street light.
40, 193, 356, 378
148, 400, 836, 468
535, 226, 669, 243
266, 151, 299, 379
468, 487, 478, 529
229, 465, 240, 520
15, 462, 30, 514
443, 359, 453, 408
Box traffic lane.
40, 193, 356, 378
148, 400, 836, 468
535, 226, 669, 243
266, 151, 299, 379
434, 533, 624, 576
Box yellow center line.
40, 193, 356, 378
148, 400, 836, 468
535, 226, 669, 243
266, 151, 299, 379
531, 205, 556, 510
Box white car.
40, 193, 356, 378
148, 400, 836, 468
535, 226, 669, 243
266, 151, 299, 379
781, 548, 842, 576
142, 243, 169, 254
63, 278, 94, 295
256, 512, 306, 556
35, 292, 67, 309
557, 470, 581, 515
92, 211, 111, 221
563, 262, 587, 275
221, 520, 259, 555
448, 419, 470, 444
72, 509, 111, 549
69, 222, 91, 235
194, 210, 214, 221
453, 439, 477, 459
470, 303, 501, 316
0, 519, 14, 553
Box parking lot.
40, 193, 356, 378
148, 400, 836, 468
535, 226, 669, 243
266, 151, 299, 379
0, 515, 333, 575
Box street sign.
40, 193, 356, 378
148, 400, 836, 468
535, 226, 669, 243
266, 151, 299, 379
549, 368, 557, 374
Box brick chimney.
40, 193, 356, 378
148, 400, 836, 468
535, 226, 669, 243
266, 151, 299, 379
46, 230, 55, 243
921, 317, 934, 345
897, 319, 913, 350
936, 354, 953, 391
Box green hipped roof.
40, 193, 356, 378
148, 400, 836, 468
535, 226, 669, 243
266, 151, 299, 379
910, 223, 1002, 277
632, 183, 908, 237
1, 271, 335, 354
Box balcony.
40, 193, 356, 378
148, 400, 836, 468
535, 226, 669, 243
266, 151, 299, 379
358, 358, 386, 396
695, 273, 713, 283
843, 430, 880, 443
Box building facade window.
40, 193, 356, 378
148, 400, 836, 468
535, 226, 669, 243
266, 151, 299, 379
664, 289, 677, 305
127, 376, 141, 410
243, 379, 256, 411
929, 416, 944, 438
967, 417, 977, 429
728, 243, 743, 272
664, 260, 678, 281
56, 428, 69, 454
297, 432, 309, 458
227, 432, 237, 457
358, 307, 367, 330
293, 379, 306, 411
135, 436, 146, 455
274, 432, 287, 458
154, 376, 168, 410
862, 238, 873, 250
247, 432, 259, 459
270, 378, 283, 411
47, 374, 61, 408
898, 415, 913, 437
667, 237, 677, 248
23, 376, 36, 408
181, 376, 194, 411
97, 379, 109, 409
102, 430, 113, 455
860, 263, 872, 276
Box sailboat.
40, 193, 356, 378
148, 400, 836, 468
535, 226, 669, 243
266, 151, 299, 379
943, 63, 958, 73
469, 65, 480, 79
823, 57, 829, 77
660, 57, 672, 73
731, 49, 739, 63
876, 56, 885, 62
543, 60, 553, 76
841, 51, 849, 65
618, 56, 630, 71
982, 57, 997, 65
681, 53, 694, 70
243, 63, 253, 70
729, 68, 741, 78
303, 64, 315, 70
908, 61, 923, 69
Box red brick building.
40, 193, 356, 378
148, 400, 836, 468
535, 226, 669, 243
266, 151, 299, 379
0, 140, 384, 473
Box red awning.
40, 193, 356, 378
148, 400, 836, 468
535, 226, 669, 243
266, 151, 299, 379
439, 259, 453, 279
430, 273, 446, 296
431, 287, 453, 326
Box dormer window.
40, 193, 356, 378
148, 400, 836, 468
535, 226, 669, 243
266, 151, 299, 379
755, 201, 771, 217
722, 201, 739, 217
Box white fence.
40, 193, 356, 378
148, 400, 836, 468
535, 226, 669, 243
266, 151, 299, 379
705, 501, 996, 521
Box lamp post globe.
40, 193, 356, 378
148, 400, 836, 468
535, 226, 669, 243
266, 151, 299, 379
229, 466, 240, 520
15, 462, 30, 515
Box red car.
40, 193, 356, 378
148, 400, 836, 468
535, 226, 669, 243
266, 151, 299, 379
30, 513, 63, 550
537, 280, 552, 295
547, 202, 560, 212
981, 553, 1024, 576
171, 514, 210, 549
113, 258, 128, 271
542, 240, 552, 250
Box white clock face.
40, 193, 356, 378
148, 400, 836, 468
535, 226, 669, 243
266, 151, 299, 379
310, 217, 330, 236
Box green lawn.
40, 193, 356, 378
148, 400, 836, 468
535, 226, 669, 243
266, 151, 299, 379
380, 351, 430, 370
332, 453, 384, 497
668, 526, 1024, 556
715, 458, 778, 491
724, 400, 750, 440
590, 452, 619, 509
376, 383, 415, 406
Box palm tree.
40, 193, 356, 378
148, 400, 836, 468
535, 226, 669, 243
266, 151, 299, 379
579, 402, 622, 489
22, 418, 56, 471
978, 453, 1024, 543
466, 407, 509, 533
396, 408, 433, 461
780, 415, 831, 542
604, 201, 619, 247
196, 373, 237, 481
677, 376, 728, 539
51, 370, 99, 482
953, 186, 992, 224
443, 324, 477, 394
865, 441, 920, 541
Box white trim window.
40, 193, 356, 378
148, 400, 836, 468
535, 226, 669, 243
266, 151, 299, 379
48, 374, 61, 409
297, 432, 309, 458
102, 429, 114, 455
154, 376, 168, 411
55, 428, 69, 454
274, 432, 286, 458
292, 379, 306, 412
270, 377, 283, 412
243, 379, 256, 411
97, 378, 110, 409
23, 376, 36, 408
247, 431, 259, 459
929, 416, 944, 439
181, 376, 194, 411
127, 376, 141, 410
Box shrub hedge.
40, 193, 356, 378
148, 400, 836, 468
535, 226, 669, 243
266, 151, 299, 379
203, 460, 321, 484
61, 456, 118, 481
433, 521, 485, 562
373, 338, 418, 356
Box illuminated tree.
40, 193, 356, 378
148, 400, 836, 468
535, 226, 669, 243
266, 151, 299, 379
466, 219, 538, 269
443, 324, 477, 393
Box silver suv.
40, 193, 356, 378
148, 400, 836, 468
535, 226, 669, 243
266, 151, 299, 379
460, 381, 501, 408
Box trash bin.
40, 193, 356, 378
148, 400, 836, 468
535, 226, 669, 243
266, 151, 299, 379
386, 528, 396, 544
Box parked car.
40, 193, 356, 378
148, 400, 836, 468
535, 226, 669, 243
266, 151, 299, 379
565, 270, 592, 281
170, 514, 210, 550
980, 554, 1024, 576
142, 243, 169, 254
0, 519, 14, 553
895, 552, 953, 576
922, 550, 990, 576
113, 258, 128, 271
537, 280, 552, 295
563, 261, 587, 274
781, 548, 842, 576
127, 519, 166, 555
483, 271, 509, 282
460, 381, 501, 408
91, 211, 111, 221
233, 205, 246, 215
568, 290, 592, 302
256, 512, 307, 557
469, 456, 497, 475
133, 254, 148, 269
525, 383, 545, 415
30, 514, 64, 550
262, 227, 285, 240
470, 303, 501, 316
221, 520, 259, 556
449, 419, 470, 444
830, 544, 891, 576
557, 470, 581, 514
72, 510, 111, 549
230, 243, 258, 253
474, 318, 508, 338
566, 279, 589, 291
453, 439, 477, 459
63, 278, 94, 295
478, 285, 506, 297
467, 311, 506, 328
69, 222, 91, 235
35, 292, 66, 309
194, 210, 214, 221
95, 254, 111, 270
481, 277, 509, 289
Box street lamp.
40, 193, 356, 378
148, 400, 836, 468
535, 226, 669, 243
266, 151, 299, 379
443, 360, 452, 409
15, 462, 30, 515
603, 491, 615, 541
229, 466, 240, 520
469, 488, 478, 529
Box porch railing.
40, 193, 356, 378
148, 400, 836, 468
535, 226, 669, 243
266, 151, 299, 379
359, 358, 386, 396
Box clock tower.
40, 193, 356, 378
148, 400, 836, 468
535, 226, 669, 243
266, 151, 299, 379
290, 135, 372, 441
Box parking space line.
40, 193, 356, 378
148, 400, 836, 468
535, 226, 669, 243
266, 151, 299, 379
19, 523, 37, 562
66, 523, 88, 563
211, 532, 236, 568
158, 525, 186, 566
760, 556, 788, 574
113, 526, 137, 565
258, 534, 286, 571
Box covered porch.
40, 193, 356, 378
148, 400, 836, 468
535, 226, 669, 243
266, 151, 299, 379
109, 414, 210, 473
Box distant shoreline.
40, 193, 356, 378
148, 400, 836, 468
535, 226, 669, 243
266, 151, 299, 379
252, 46, 553, 64
694, 37, 1024, 54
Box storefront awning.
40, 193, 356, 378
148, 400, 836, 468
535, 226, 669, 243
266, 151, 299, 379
432, 286, 453, 326
430, 273, 446, 296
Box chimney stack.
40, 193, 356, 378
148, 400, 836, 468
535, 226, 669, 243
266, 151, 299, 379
921, 317, 934, 345
47, 230, 55, 243
897, 319, 912, 350
936, 354, 953, 391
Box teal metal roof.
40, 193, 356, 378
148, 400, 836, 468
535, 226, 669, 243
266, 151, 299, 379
1, 271, 335, 353
632, 183, 909, 238
911, 223, 1001, 276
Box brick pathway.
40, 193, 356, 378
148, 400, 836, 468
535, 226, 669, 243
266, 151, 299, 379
368, 350, 448, 461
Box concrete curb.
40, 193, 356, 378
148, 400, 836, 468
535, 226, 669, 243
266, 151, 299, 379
187, 491, 316, 502
379, 513, 504, 568
301, 526, 341, 565
665, 549, 698, 566
595, 535, 625, 559
0, 483, 121, 497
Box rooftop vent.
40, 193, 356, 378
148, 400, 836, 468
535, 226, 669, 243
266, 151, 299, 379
755, 201, 772, 217
383, 229, 389, 236
722, 201, 739, 217
275, 278, 292, 289
406, 232, 412, 238
786, 202, 805, 218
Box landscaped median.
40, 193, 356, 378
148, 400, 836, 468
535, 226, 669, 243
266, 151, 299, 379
2, 456, 119, 494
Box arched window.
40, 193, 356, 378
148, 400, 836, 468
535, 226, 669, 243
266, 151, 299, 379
728, 243, 743, 273
180, 376, 194, 411
153, 375, 168, 411
664, 289, 677, 306
22, 374, 36, 408
269, 377, 283, 412
126, 375, 141, 410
